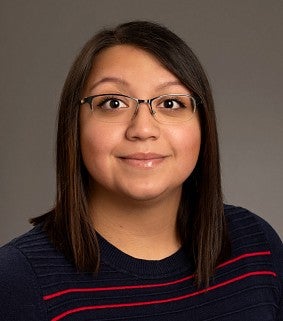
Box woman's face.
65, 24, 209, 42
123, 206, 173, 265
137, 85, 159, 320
79, 45, 201, 203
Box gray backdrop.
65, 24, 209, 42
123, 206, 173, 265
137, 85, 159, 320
1, 0, 282, 245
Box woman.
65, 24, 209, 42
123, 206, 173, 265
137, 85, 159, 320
0, 21, 282, 321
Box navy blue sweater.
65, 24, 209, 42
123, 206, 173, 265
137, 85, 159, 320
0, 205, 282, 320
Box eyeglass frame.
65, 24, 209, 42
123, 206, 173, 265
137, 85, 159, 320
79, 93, 199, 123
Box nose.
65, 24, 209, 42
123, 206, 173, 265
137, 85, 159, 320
136, 99, 155, 116
125, 101, 160, 141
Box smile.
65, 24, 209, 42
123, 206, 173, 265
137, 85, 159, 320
118, 153, 168, 169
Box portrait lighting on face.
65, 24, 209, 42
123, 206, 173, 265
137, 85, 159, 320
78, 44, 202, 206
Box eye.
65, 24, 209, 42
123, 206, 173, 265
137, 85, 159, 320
157, 97, 186, 109
96, 96, 128, 110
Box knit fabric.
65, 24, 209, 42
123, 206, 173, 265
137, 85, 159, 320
0, 205, 282, 321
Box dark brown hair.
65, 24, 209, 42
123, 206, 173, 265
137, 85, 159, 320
31, 21, 230, 287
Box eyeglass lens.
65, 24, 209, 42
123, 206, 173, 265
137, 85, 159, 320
89, 94, 196, 123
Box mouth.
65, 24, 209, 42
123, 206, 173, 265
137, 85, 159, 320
118, 153, 168, 169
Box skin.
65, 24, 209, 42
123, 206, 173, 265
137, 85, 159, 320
79, 45, 201, 259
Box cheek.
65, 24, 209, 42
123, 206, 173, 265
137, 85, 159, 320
171, 121, 201, 173
79, 118, 126, 179
186, 128, 201, 158
79, 121, 112, 172
80, 128, 103, 161
182, 135, 201, 171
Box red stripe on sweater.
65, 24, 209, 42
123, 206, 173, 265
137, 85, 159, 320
43, 251, 271, 300
50, 270, 276, 321
44, 274, 195, 300
217, 251, 271, 268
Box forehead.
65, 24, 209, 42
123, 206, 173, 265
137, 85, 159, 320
92, 44, 164, 71
83, 45, 187, 96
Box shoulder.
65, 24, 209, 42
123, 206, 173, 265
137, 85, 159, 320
0, 223, 67, 277
0, 225, 45, 277
224, 204, 282, 253
223, 205, 283, 317
224, 204, 283, 284
0, 226, 49, 320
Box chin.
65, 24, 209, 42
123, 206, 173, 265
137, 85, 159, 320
119, 184, 181, 203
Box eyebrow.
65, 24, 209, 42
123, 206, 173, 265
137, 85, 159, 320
88, 77, 129, 92
88, 77, 185, 92
155, 80, 184, 90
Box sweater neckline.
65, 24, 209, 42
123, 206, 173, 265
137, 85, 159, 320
97, 233, 193, 279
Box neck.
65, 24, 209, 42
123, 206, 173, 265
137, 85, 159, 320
89, 187, 182, 260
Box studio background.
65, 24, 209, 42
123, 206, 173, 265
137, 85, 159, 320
0, 0, 282, 245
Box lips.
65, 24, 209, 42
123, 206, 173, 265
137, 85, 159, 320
118, 153, 168, 168
121, 153, 166, 160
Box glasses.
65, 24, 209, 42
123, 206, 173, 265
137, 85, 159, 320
80, 93, 197, 124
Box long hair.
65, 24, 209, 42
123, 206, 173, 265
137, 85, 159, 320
31, 21, 230, 287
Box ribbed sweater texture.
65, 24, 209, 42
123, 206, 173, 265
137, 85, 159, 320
0, 205, 282, 320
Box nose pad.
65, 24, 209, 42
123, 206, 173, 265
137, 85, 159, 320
133, 100, 156, 119
126, 99, 160, 141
